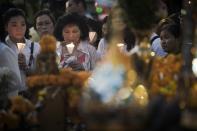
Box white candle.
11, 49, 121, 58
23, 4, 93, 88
89, 31, 96, 43
17, 43, 25, 53
192, 58, 197, 77
66, 42, 75, 54
117, 43, 124, 51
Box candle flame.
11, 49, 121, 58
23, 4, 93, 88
17, 43, 25, 53
66, 42, 75, 54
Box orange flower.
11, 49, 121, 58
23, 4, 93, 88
39, 35, 56, 53
10, 96, 35, 113
27, 69, 90, 89
150, 54, 182, 96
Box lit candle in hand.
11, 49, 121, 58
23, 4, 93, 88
117, 43, 124, 51
17, 43, 25, 53
66, 42, 75, 54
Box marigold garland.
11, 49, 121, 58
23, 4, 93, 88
0, 96, 38, 129
39, 35, 57, 53
150, 54, 183, 96
26, 68, 90, 89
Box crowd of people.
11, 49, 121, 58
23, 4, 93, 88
0, 0, 181, 107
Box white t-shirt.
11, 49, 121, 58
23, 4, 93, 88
56, 40, 98, 71
150, 33, 167, 57
0, 42, 22, 97
97, 38, 108, 58
5, 36, 40, 91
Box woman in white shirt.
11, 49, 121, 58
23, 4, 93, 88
3, 8, 40, 91
0, 42, 22, 98
97, 8, 136, 59
54, 13, 98, 71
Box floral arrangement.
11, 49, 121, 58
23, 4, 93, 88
26, 34, 91, 130
29, 34, 90, 88
149, 54, 183, 96
27, 68, 90, 89
39, 35, 57, 53
26, 68, 90, 131
0, 96, 38, 130
80, 44, 149, 131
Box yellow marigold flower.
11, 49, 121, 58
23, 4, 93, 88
40, 35, 56, 53
150, 54, 182, 96
77, 71, 91, 82
10, 96, 35, 113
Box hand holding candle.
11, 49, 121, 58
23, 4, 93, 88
66, 42, 75, 54
18, 53, 27, 70
117, 43, 124, 51
17, 43, 25, 53
89, 31, 97, 44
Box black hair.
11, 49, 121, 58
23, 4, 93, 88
156, 18, 175, 35
0, 2, 16, 42
168, 13, 181, 25
160, 23, 180, 38
34, 9, 56, 30
102, 15, 108, 25
160, 23, 181, 53
3, 8, 30, 39
156, 12, 181, 35
3, 8, 26, 27
71, 0, 87, 10
124, 27, 136, 51
54, 13, 89, 41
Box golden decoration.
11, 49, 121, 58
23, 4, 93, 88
0, 96, 38, 129
133, 84, 149, 106
27, 68, 90, 89
150, 54, 182, 96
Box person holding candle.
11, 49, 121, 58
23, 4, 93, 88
3, 8, 40, 91
65, 0, 102, 49
54, 13, 98, 71
97, 6, 136, 60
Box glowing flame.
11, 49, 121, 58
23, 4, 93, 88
192, 58, 197, 77
117, 43, 124, 51
66, 42, 75, 54
17, 43, 25, 53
